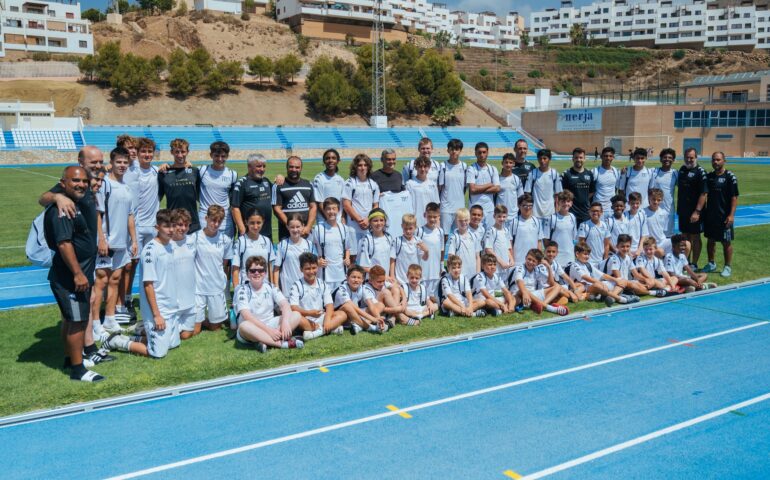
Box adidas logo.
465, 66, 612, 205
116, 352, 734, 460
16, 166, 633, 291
286, 192, 307, 210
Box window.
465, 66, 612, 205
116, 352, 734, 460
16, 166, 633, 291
79, 40, 87, 48
716, 134, 734, 140
10, 6, 18, 11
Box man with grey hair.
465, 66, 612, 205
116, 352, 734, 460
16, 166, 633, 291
371, 148, 404, 195
232, 153, 273, 239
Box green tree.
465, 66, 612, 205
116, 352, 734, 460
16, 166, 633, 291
189, 47, 213, 75
434, 30, 452, 51
296, 34, 311, 56
520, 31, 530, 49
176, 0, 187, 16
82, 8, 105, 23
78, 54, 97, 81
96, 41, 121, 83
110, 53, 153, 97
217, 60, 245, 86
569, 24, 586, 46
168, 48, 187, 70
248, 55, 273, 83
150, 55, 167, 77
306, 71, 358, 116
431, 101, 461, 126
243, 0, 255, 11
273, 54, 302, 85
167, 63, 203, 96
537, 35, 550, 49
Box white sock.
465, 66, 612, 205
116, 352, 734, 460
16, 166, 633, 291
367, 324, 379, 332
103, 316, 118, 328
545, 304, 558, 313
280, 340, 289, 349
618, 296, 628, 304
93, 320, 105, 337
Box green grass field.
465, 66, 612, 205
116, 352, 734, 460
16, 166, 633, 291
0, 157, 768, 417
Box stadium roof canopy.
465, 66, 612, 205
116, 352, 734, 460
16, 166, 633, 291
682, 70, 770, 88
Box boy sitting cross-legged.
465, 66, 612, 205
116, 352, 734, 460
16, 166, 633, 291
290, 252, 348, 341
439, 255, 487, 318
333, 265, 388, 334
543, 241, 583, 303
600, 234, 666, 299
401, 264, 438, 324
470, 253, 516, 316
664, 234, 715, 292
508, 249, 569, 316
569, 241, 638, 307
365, 265, 423, 327
634, 237, 679, 293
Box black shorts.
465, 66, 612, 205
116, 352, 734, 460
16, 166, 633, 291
50, 282, 91, 323
678, 211, 703, 235
704, 222, 734, 242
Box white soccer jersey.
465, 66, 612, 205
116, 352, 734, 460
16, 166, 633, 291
97, 177, 135, 249
440, 273, 470, 302
508, 264, 550, 295
173, 237, 196, 310
484, 226, 512, 266
193, 229, 233, 295
644, 207, 670, 244
578, 219, 611, 266
312, 171, 346, 206
469, 224, 486, 242
357, 233, 392, 271
438, 161, 469, 214
447, 230, 481, 279
635, 254, 666, 278
468, 162, 500, 221
509, 215, 542, 266
624, 210, 649, 251
525, 168, 562, 218
650, 168, 679, 236
124, 163, 160, 229
470, 271, 504, 297
402, 158, 441, 186
497, 173, 524, 217
605, 215, 629, 248
274, 237, 314, 297
416, 226, 444, 281
232, 234, 274, 273
311, 221, 348, 284
401, 281, 429, 310
548, 258, 567, 285
544, 212, 578, 265
332, 281, 374, 309
198, 165, 238, 213
342, 177, 380, 235
619, 166, 653, 208
591, 165, 620, 212
289, 278, 332, 311
405, 178, 440, 228
601, 253, 634, 280
390, 235, 421, 284
141, 239, 177, 317
234, 281, 285, 321
664, 252, 688, 277
568, 261, 596, 287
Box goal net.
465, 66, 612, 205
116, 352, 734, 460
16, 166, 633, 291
604, 135, 673, 158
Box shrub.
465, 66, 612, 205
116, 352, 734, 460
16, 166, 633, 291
248, 55, 273, 83
32, 52, 51, 61
459, 72, 466, 81
479, 68, 488, 77
587, 68, 596, 78
672, 49, 686, 60
273, 54, 302, 85
240, 12, 250, 21
527, 69, 543, 78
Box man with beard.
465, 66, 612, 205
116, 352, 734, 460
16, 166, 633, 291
561, 147, 596, 226
273, 156, 317, 239
511, 139, 536, 186
232, 153, 273, 240
676, 147, 708, 269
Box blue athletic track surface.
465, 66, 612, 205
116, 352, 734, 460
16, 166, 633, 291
2, 203, 770, 311
1, 281, 769, 479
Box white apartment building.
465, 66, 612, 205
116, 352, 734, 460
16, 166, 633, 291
276, 0, 525, 50
0, 0, 93, 57
530, 0, 770, 51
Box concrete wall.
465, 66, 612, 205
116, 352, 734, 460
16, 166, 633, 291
295, 18, 407, 44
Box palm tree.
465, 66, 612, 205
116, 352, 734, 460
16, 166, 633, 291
570, 24, 586, 46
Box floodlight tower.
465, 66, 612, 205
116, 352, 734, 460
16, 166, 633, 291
370, 0, 388, 128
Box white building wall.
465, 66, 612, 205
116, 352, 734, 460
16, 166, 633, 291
195, 0, 242, 14
0, 0, 94, 56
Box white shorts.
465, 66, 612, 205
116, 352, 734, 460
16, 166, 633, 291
196, 292, 228, 324
136, 227, 156, 258
602, 279, 617, 291
307, 314, 325, 329
422, 279, 439, 299
659, 238, 673, 255
96, 248, 131, 271
531, 289, 546, 302
178, 307, 198, 332
441, 212, 456, 233
326, 281, 342, 293
144, 312, 180, 358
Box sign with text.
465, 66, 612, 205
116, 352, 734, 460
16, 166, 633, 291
557, 108, 602, 131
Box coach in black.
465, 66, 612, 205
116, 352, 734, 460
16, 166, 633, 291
561, 147, 596, 225
45, 166, 103, 382
273, 155, 316, 239
159, 139, 201, 233
677, 147, 708, 269
512, 138, 536, 186
232, 153, 273, 239
371, 148, 404, 194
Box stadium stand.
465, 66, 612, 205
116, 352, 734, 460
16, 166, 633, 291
11, 130, 77, 150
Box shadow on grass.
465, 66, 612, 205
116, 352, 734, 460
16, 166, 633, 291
17, 323, 62, 371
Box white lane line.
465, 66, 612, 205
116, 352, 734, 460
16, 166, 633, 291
0, 245, 24, 249
0, 282, 48, 290
6, 167, 59, 180
521, 391, 770, 479
104, 321, 768, 480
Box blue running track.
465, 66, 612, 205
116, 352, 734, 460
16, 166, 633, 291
2, 203, 769, 311
0, 282, 769, 479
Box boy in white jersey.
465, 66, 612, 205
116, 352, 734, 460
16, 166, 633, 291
312, 148, 346, 218
619, 147, 654, 208
439, 255, 487, 317
416, 203, 444, 300
468, 142, 500, 226
606, 195, 629, 253
291, 253, 347, 341
365, 265, 421, 327
438, 139, 468, 234
235, 255, 304, 352
601, 234, 664, 298
194, 205, 233, 331
357, 208, 393, 279
390, 214, 428, 285
525, 148, 562, 224
311, 198, 350, 292
569, 242, 635, 307
543, 191, 578, 266
198, 141, 238, 235
593, 146, 621, 216
333, 266, 387, 334
664, 234, 711, 292
401, 264, 437, 323
274, 214, 314, 297
497, 152, 524, 219
644, 188, 672, 256
231, 210, 274, 286
402, 137, 441, 186
484, 205, 514, 279
471, 253, 515, 315
543, 241, 582, 303
577, 202, 610, 268
342, 153, 380, 258
509, 193, 543, 267
405, 155, 440, 228
635, 238, 678, 292
171, 209, 199, 339
447, 208, 481, 279
625, 192, 649, 257
508, 249, 568, 316
650, 148, 679, 237
469, 204, 487, 240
